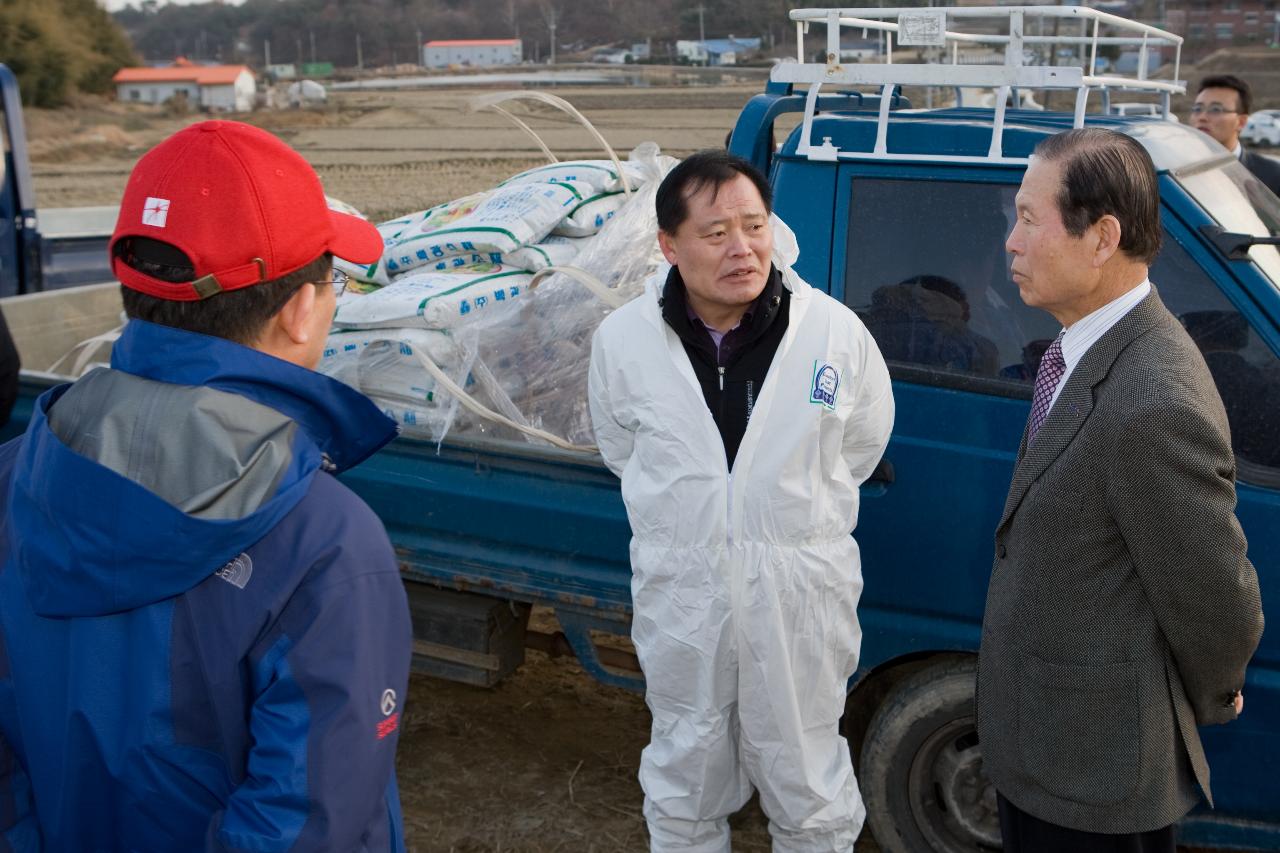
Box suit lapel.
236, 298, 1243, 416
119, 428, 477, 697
997, 290, 1168, 533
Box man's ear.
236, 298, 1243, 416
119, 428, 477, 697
1092, 214, 1123, 268
658, 229, 678, 266
278, 282, 319, 345
257, 282, 319, 356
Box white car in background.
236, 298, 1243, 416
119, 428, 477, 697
1242, 110, 1280, 147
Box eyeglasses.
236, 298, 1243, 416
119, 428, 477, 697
1190, 104, 1239, 116
310, 268, 349, 298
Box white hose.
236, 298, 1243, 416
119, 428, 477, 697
408, 345, 598, 454
468, 90, 634, 196
528, 265, 627, 309
47, 325, 124, 378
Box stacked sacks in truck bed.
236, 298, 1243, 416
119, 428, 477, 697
321, 143, 676, 448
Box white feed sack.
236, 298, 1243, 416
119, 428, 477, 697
332, 264, 533, 331
328, 195, 395, 286
552, 192, 627, 238
333, 195, 489, 286
503, 235, 587, 272
326, 195, 367, 220
383, 183, 583, 276
320, 328, 468, 435
500, 159, 649, 195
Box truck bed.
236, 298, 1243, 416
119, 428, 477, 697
0, 283, 640, 688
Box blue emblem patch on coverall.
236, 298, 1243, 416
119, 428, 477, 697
810, 361, 840, 410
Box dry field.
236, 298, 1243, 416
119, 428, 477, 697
25, 81, 1240, 852
26, 82, 777, 223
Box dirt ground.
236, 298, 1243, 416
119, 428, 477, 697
25, 81, 1243, 853
396, 608, 882, 853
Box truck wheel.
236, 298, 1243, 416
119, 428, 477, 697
859, 656, 1001, 853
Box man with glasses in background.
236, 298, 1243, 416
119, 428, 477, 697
0, 120, 412, 852
1192, 74, 1280, 196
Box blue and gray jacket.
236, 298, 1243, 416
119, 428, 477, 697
0, 320, 411, 852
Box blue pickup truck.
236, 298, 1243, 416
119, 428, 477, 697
2, 6, 1278, 851
0, 64, 117, 296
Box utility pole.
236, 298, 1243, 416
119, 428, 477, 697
416, 29, 423, 66
356, 33, 363, 70
697, 4, 706, 43
264, 40, 271, 68
549, 6, 557, 66
296, 37, 303, 64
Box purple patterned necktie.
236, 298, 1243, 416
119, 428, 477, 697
1027, 333, 1066, 443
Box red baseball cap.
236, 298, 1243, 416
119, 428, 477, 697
110, 120, 381, 302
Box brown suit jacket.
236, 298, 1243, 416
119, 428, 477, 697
976, 289, 1264, 833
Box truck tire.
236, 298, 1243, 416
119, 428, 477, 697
859, 656, 1001, 853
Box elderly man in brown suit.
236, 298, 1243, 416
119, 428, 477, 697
977, 127, 1264, 852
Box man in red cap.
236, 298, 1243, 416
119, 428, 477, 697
0, 120, 412, 852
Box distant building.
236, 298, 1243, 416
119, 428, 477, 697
1161, 0, 1279, 50
676, 37, 762, 66
113, 61, 256, 112
422, 39, 523, 69
300, 62, 335, 78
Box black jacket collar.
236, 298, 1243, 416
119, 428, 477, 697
660, 265, 784, 360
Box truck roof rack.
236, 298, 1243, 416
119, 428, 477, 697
778, 5, 1185, 164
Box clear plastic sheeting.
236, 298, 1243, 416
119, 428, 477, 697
320, 328, 478, 441
448, 141, 676, 450
333, 265, 532, 330
318, 142, 678, 451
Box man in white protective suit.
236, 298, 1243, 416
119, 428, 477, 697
587, 150, 895, 852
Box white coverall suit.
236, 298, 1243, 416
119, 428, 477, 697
587, 232, 894, 853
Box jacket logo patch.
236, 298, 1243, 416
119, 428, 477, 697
213, 553, 253, 589
810, 362, 840, 410
377, 688, 400, 740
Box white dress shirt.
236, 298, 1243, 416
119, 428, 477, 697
1048, 280, 1152, 409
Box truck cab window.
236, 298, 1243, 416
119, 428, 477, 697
844, 177, 1057, 388
1154, 237, 1280, 476
844, 176, 1278, 476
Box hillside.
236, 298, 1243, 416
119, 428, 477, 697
110, 0, 900, 68
0, 0, 136, 107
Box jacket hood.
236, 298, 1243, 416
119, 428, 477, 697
6, 320, 398, 617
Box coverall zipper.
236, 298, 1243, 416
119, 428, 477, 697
726, 473, 733, 546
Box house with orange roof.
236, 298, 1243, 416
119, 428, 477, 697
422, 39, 523, 70
113, 60, 256, 112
